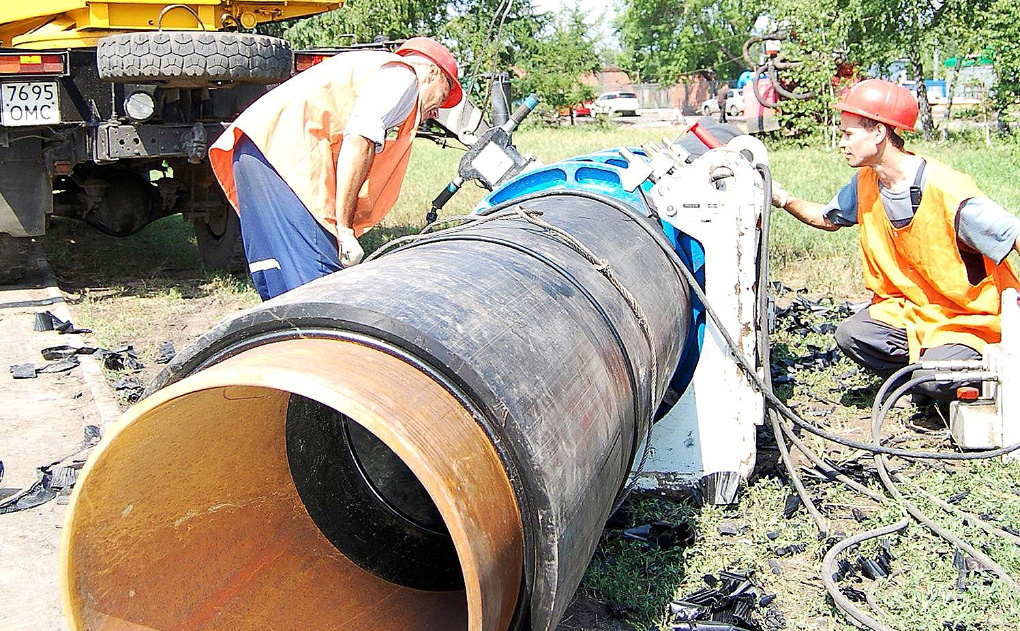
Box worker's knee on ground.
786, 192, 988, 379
834, 317, 862, 358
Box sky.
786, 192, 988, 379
532, 0, 616, 19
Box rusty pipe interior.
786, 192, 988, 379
60, 337, 524, 631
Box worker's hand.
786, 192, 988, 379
771, 179, 790, 209
337, 227, 364, 267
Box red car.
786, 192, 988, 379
558, 101, 593, 117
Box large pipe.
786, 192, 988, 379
61, 192, 692, 631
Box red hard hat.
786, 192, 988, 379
832, 78, 918, 132
396, 37, 462, 109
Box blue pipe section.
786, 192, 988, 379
474, 148, 707, 407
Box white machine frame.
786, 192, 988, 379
614, 137, 770, 501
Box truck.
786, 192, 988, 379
0, 2, 341, 283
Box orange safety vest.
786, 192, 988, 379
209, 51, 421, 237
857, 158, 1020, 362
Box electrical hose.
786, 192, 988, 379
871, 377, 1020, 594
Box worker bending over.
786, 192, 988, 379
771, 79, 1020, 401
210, 37, 462, 300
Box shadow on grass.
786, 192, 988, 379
40, 217, 431, 301
360, 224, 422, 255
39, 215, 246, 300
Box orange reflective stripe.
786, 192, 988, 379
209, 51, 420, 237
857, 159, 1020, 361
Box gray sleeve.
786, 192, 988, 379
822, 173, 859, 227
957, 197, 1020, 264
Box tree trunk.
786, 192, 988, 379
908, 48, 935, 138
942, 57, 963, 140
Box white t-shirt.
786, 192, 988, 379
343, 63, 419, 153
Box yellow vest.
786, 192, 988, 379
857, 158, 1020, 362
209, 51, 420, 237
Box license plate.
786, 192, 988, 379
1, 81, 59, 126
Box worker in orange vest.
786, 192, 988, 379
209, 37, 463, 300
770, 79, 1020, 401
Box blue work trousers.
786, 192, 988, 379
232, 134, 342, 300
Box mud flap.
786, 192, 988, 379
0, 138, 49, 238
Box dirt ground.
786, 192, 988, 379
0, 252, 105, 631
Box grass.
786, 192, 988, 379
37, 122, 1020, 628
580, 294, 1020, 631
384, 125, 1020, 297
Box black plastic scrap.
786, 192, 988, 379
113, 376, 146, 403
773, 543, 806, 557
99, 345, 143, 371
668, 569, 785, 631
33, 311, 91, 335
829, 537, 898, 604
0, 425, 101, 515
768, 292, 864, 386
154, 340, 176, 365
695, 470, 742, 506
782, 494, 801, 519
10, 363, 37, 379
37, 356, 80, 374
10, 355, 81, 379
40, 344, 99, 361
622, 520, 696, 550
953, 548, 992, 591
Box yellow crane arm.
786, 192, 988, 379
1, 2, 342, 49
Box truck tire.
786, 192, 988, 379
0, 233, 33, 285
97, 32, 292, 88
194, 204, 247, 274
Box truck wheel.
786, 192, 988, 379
0, 233, 33, 285
194, 205, 247, 273
97, 32, 292, 88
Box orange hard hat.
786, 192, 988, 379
396, 37, 462, 109
832, 78, 918, 132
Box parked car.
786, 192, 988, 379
701, 89, 744, 118
591, 91, 640, 116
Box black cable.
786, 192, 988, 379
872, 363, 922, 410
754, 163, 829, 533
820, 517, 911, 631
755, 163, 903, 631
676, 246, 1020, 459
871, 377, 1020, 593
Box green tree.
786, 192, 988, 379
515, 7, 601, 124
440, 0, 549, 100
267, 0, 450, 48
848, 0, 990, 138
985, 0, 1020, 117
616, 0, 767, 83
766, 0, 998, 138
